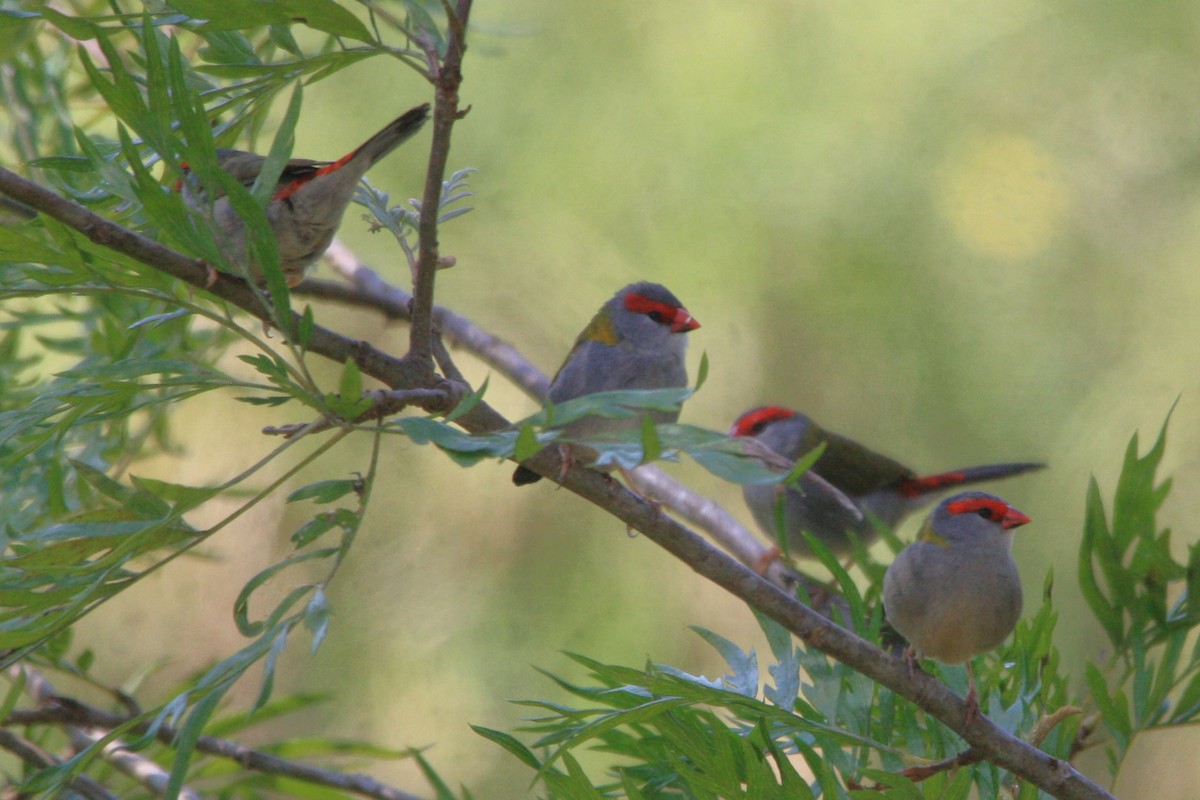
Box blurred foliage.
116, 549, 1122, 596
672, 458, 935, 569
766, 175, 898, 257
0, 0, 470, 795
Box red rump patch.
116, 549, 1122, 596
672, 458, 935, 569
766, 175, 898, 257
273, 151, 356, 201
899, 470, 967, 498
623, 292, 699, 333
730, 405, 797, 437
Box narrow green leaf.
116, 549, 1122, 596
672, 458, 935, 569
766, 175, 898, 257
412, 749, 459, 800
638, 414, 662, 464
471, 725, 542, 770
445, 376, 488, 422
167, 688, 225, 799
1085, 662, 1131, 751
401, 0, 446, 56
233, 549, 335, 636
288, 478, 359, 504
694, 350, 709, 390
40, 7, 95, 39
254, 625, 291, 710
0, 668, 26, 724
1079, 478, 1124, 649
298, 304, 315, 349
338, 357, 364, 406
166, 0, 291, 27
282, 0, 374, 41
513, 423, 541, 463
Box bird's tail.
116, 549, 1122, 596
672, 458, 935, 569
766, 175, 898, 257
344, 103, 431, 168
898, 462, 1045, 499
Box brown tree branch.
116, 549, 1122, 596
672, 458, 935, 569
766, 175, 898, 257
408, 0, 473, 373
308, 245, 836, 604
0, 166, 434, 396
0, 122, 1114, 800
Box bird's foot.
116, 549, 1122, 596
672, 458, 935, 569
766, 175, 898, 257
616, 466, 662, 514
963, 685, 980, 727
555, 444, 574, 485
902, 646, 919, 680
202, 261, 219, 289
752, 546, 782, 575
963, 662, 980, 726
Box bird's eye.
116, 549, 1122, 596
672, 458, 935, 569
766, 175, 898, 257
647, 311, 667, 324
975, 506, 995, 520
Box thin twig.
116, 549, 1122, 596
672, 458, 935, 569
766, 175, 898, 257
15, 667, 202, 800
0, 730, 118, 800
408, 0, 473, 371
68, 727, 203, 800
311, 244, 842, 607
8, 702, 424, 800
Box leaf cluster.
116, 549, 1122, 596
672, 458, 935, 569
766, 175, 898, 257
475, 412, 1199, 799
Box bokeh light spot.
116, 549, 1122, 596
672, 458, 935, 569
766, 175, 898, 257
938, 134, 1069, 259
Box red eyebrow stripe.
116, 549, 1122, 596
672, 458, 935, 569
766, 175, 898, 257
946, 497, 1009, 518
730, 406, 796, 437
623, 293, 700, 332
946, 496, 1032, 529
623, 293, 677, 318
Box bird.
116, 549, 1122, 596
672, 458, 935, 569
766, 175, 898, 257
178, 102, 430, 286
513, 281, 701, 485
728, 405, 1043, 558
882, 490, 1030, 724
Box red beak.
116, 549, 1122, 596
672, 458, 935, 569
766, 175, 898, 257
670, 307, 700, 333
1001, 508, 1032, 530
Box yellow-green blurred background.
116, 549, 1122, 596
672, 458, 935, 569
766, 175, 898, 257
81, 1, 1200, 796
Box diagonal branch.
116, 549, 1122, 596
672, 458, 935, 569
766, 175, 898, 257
0, 134, 1114, 800
308, 246, 830, 603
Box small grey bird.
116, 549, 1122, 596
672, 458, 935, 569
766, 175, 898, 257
729, 406, 1043, 557
513, 281, 700, 485
179, 103, 430, 285
883, 490, 1030, 723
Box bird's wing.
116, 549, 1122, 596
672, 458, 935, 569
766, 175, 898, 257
810, 426, 917, 495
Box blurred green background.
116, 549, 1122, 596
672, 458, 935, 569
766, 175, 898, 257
78, 0, 1200, 795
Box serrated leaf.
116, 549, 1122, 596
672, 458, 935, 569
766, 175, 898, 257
689, 626, 758, 697
1080, 478, 1124, 649
1085, 662, 1131, 751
